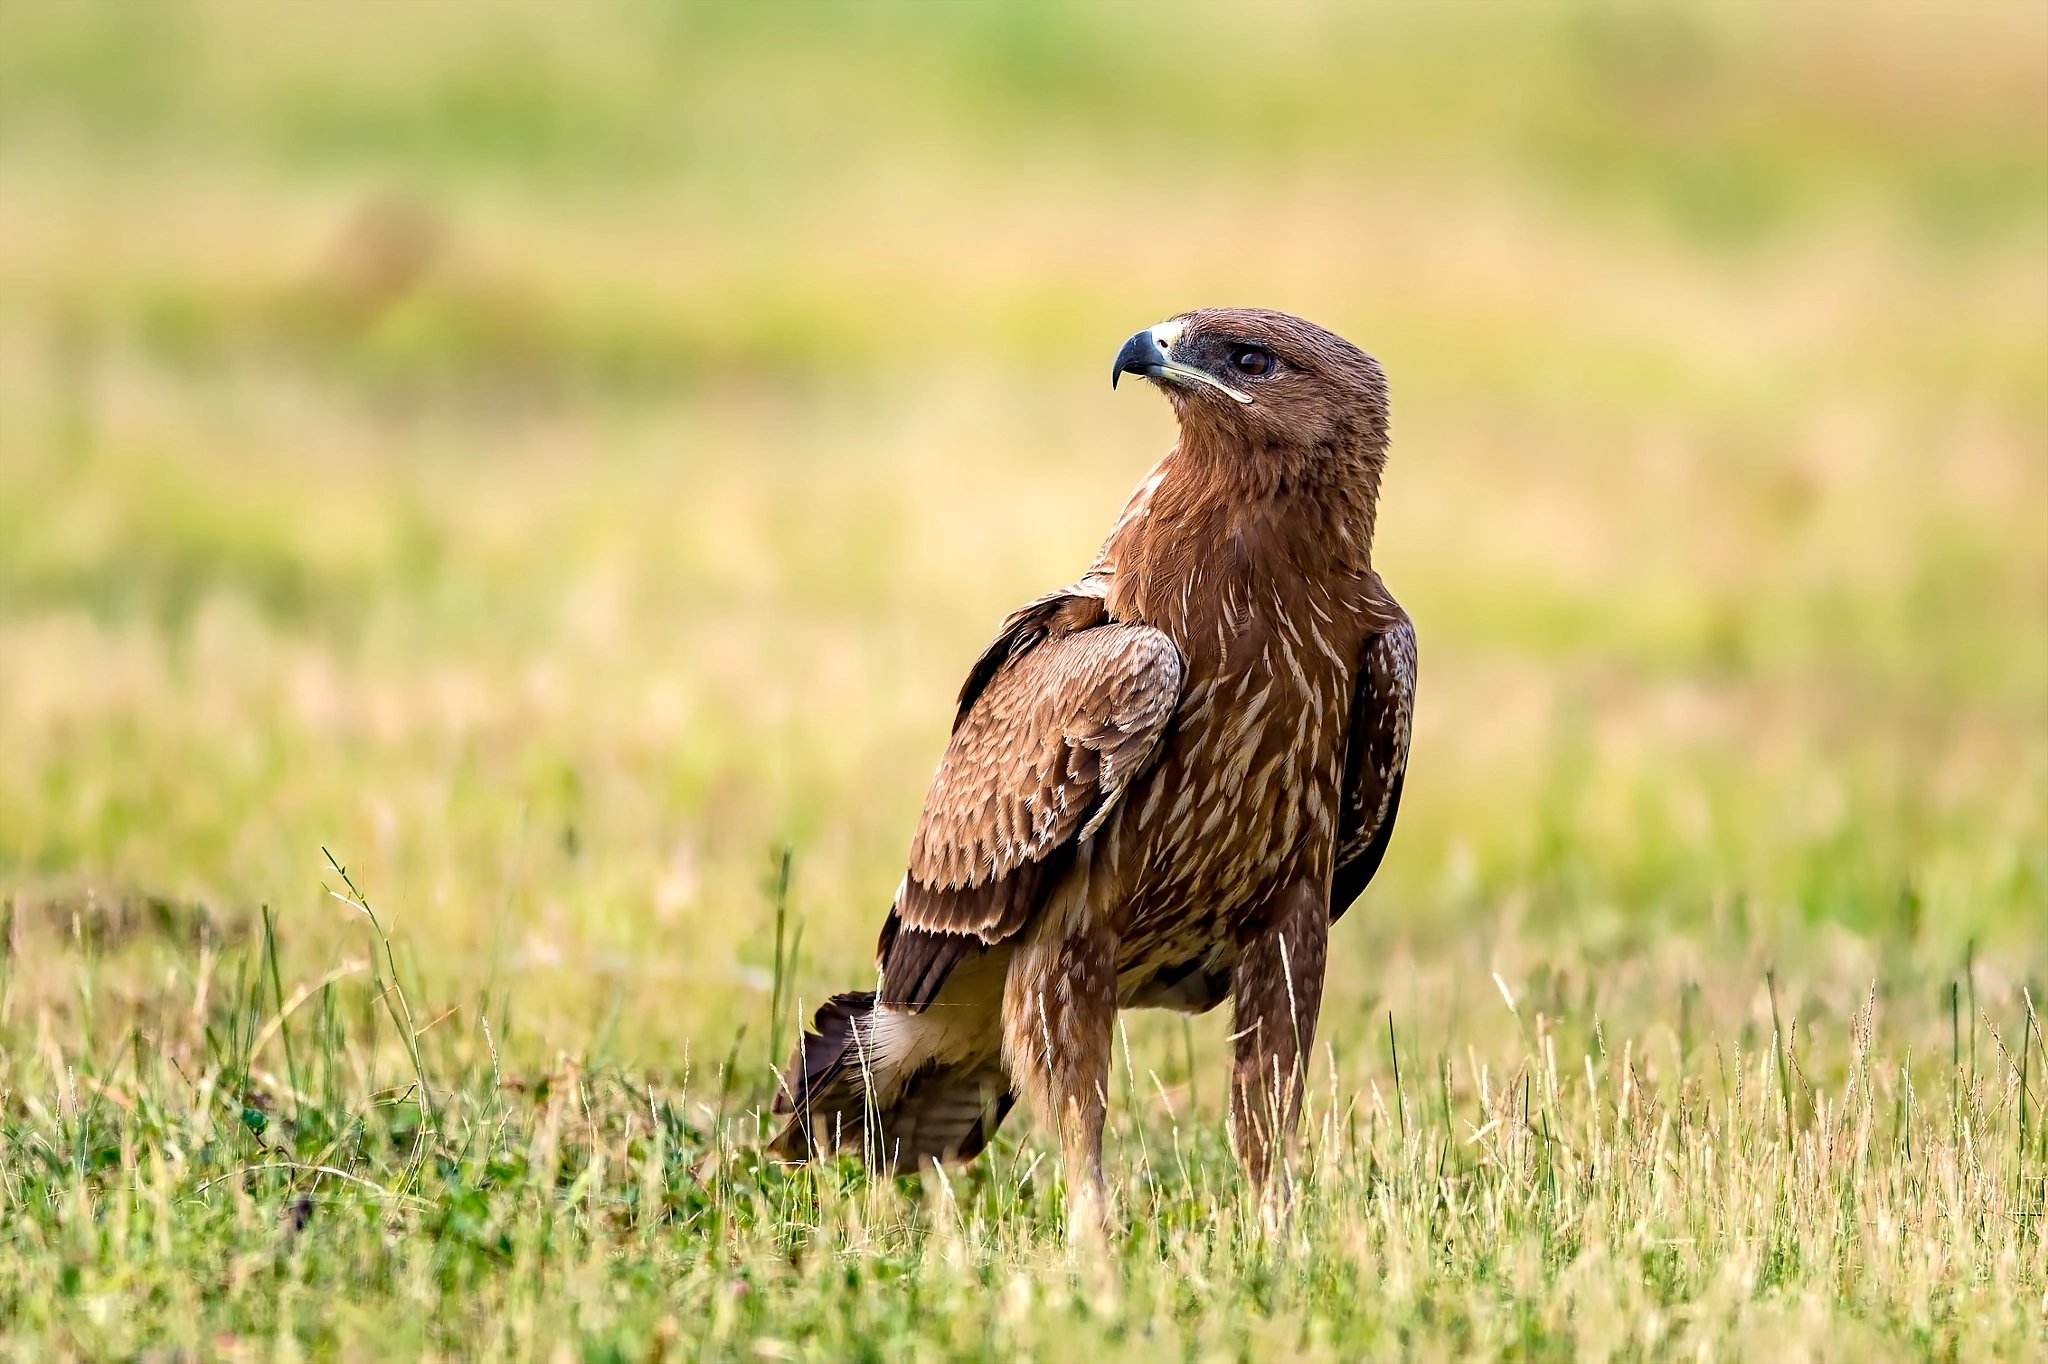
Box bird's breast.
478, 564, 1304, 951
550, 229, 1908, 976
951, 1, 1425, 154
1103, 608, 1355, 954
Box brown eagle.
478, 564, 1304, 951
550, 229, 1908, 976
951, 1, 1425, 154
772, 309, 1414, 1213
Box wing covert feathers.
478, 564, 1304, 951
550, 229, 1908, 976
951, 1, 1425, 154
877, 602, 1183, 1009
909, 619, 1182, 918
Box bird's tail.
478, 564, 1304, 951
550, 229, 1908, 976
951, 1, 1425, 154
768, 991, 1014, 1170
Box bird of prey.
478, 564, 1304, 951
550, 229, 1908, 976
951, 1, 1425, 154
771, 309, 1414, 1218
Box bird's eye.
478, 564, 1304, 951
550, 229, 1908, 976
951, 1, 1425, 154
1228, 345, 1273, 378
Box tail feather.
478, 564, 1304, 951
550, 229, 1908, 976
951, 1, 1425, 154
769, 991, 1013, 1169
773, 990, 875, 1133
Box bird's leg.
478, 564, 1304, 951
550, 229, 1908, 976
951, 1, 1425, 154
1228, 878, 1328, 1201
1002, 908, 1119, 1238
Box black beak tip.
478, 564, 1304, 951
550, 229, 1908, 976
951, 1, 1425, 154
1112, 328, 1165, 391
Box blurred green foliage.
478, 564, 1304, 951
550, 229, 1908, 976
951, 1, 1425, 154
3, 1, 2040, 241
0, 0, 2037, 955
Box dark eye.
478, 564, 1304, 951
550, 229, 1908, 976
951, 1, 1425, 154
1228, 345, 1273, 378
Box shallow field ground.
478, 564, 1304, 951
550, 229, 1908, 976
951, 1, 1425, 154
0, 2, 2044, 1359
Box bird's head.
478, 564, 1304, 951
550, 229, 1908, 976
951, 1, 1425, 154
1112, 308, 1388, 463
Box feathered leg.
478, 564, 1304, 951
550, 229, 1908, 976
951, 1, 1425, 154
1228, 878, 1328, 1197
1001, 865, 1118, 1235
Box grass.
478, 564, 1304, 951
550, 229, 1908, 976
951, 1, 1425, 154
1, 894, 2041, 1360
0, 1, 2043, 1358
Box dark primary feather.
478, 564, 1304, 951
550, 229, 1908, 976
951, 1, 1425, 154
1331, 767, 1404, 921
1331, 612, 1417, 922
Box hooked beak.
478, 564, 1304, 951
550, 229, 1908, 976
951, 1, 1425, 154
1111, 321, 1253, 405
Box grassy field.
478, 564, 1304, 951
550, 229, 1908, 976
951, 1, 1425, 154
0, 1, 2044, 1358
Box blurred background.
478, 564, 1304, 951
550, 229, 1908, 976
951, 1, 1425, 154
0, 0, 2041, 1072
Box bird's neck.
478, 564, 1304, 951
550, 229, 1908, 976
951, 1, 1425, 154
1100, 428, 1383, 641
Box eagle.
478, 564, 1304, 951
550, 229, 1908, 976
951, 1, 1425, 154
771, 308, 1415, 1217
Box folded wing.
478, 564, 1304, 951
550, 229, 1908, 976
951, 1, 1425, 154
1331, 611, 1416, 921
877, 589, 1185, 1009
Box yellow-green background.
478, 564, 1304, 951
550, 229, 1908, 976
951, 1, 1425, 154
0, 0, 2041, 1075
1, 4, 2045, 1358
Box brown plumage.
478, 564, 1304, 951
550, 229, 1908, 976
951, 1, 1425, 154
772, 308, 1416, 1215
